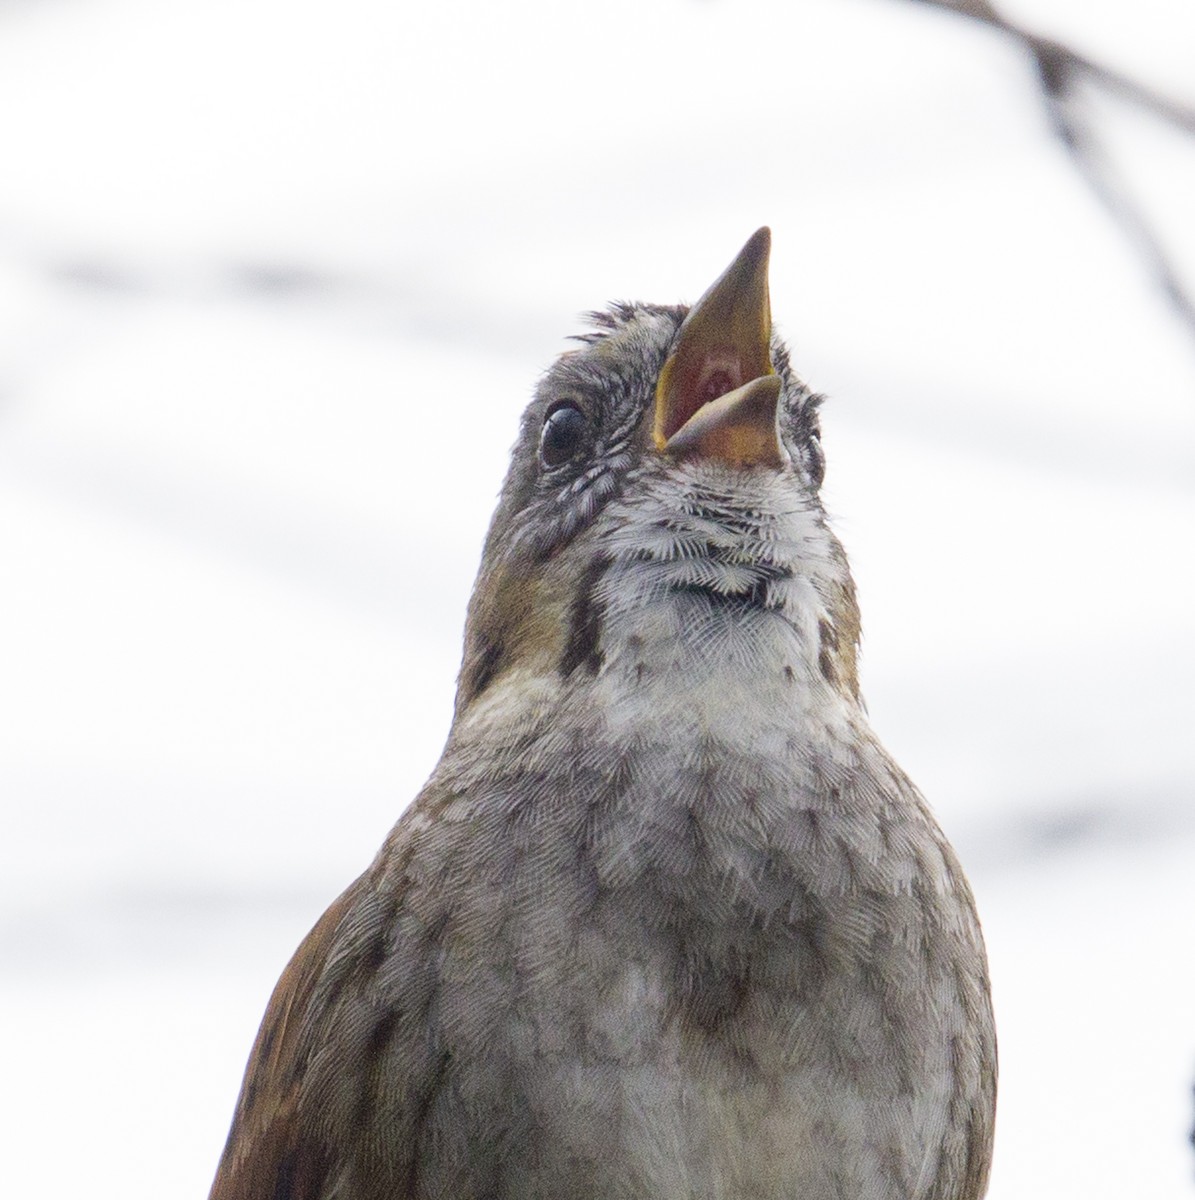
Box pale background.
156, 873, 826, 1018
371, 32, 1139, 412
1, 0, 1193, 1196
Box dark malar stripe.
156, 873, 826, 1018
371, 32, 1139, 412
559, 554, 610, 678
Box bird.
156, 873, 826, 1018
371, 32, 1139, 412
208, 227, 996, 1200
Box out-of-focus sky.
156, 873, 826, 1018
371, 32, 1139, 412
1, 1, 1193, 1196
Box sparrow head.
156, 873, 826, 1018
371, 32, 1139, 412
455, 229, 860, 718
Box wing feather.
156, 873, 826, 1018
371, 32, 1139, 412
209, 881, 366, 1200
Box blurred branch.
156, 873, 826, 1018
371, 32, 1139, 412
911, 0, 1195, 338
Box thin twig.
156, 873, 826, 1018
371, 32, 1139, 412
911, 0, 1195, 338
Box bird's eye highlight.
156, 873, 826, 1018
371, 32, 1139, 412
538, 402, 588, 468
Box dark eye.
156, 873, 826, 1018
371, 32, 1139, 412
538, 401, 588, 468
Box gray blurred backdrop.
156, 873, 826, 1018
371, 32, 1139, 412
1, 1, 1193, 1196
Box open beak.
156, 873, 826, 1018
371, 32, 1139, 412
653, 227, 783, 469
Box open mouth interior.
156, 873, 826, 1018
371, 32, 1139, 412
657, 352, 744, 442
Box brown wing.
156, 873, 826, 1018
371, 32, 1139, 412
208, 791, 464, 1200
208, 881, 365, 1200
